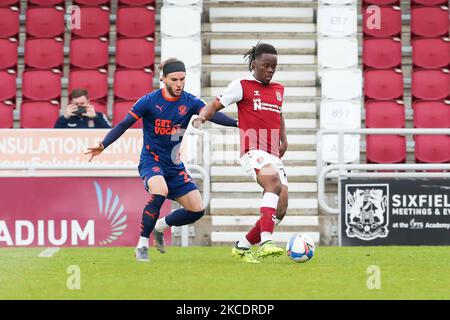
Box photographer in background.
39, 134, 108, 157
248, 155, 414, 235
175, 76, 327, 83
54, 88, 111, 129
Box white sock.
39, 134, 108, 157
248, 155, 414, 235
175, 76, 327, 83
259, 192, 279, 244
261, 232, 273, 243
261, 192, 279, 208
237, 237, 252, 249
155, 217, 169, 232
137, 236, 149, 248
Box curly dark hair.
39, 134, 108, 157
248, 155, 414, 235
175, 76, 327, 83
243, 42, 278, 71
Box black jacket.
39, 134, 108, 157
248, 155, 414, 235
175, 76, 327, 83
54, 112, 112, 129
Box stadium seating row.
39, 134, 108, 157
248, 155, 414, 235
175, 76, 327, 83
362, 5, 449, 39
409, 1, 450, 163
362, 2, 405, 164
0, 0, 156, 8
0, 6, 156, 39
362, 1, 450, 164
0, 38, 155, 71
322, 0, 448, 4
318, 5, 449, 39
0, 0, 157, 128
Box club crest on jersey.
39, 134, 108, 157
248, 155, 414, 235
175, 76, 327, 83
275, 91, 282, 102
178, 105, 187, 116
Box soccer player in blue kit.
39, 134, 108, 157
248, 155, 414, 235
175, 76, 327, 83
85, 58, 237, 261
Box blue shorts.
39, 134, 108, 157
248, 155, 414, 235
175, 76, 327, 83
138, 158, 198, 200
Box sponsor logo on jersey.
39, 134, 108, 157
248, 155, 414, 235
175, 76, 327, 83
154, 119, 182, 136
253, 99, 282, 114
254, 90, 260, 96
155, 105, 163, 112
253, 98, 262, 110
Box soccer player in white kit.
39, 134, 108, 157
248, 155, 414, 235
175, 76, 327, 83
194, 42, 289, 263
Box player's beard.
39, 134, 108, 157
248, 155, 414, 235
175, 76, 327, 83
166, 84, 183, 97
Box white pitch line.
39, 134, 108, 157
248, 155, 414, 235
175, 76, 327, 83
38, 247, 60, 258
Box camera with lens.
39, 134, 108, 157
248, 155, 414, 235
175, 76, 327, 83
73, 106, 87, 116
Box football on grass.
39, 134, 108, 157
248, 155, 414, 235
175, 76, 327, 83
286, 233, 315, 263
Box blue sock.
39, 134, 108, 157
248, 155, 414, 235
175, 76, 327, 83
165, 208, 205, 227
140, 194, 166, 238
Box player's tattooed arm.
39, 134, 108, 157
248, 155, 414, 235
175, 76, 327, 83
279, 113, 288, 158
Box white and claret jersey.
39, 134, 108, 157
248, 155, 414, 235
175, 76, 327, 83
217, 75, 284, 157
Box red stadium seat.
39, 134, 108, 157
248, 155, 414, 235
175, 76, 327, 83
0, 7, 19, 39
363, 6, 401, 38
116, 7, 156, 38
113, 101, 142, 128
411, 69, 450, 101
114, 69, 153, 100
365, 100, 405, 128
411, 0, 447, 6
363, 38, 402, 69
27, 0, 64, 6
118, 0, 155, 6
20, 101, 60, 128
26, 7, 65, 39
415, 135, 450, 163
71, 7, 110, 39
411, 6, 449, 39
366, 135, 406, 163
363, 0, 399, 5
413, 101, 450, 128
69, 69, 108, 102
0, 0, 20, 7
70, 38, 109, 69
116, 38, 155, 69
0, 70, 16, 102
0, 101, 14, 128
24, 38, 64, 70
91, 100, 107, 114
22, 70, 62, 101
412, 38, 449, 69
364, 69, 404, 100
0, 38, 18, 71
73, 0, 110, 6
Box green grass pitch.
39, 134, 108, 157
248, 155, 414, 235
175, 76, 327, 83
0, 246, 449, 300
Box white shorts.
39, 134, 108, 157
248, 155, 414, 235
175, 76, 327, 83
239, 150, 288, 187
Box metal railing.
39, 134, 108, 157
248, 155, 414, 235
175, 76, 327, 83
316, 128, 450, 215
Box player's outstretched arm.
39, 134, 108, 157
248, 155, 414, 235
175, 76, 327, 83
85, 142, 105, 162
84, 114, 137, 162
209, 112, 238, 128
193, 99, 224, 129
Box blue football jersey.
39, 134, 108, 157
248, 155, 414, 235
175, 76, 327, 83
129, 89, 205, 168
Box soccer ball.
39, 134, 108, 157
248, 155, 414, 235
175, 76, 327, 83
286, 233, 315, 263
